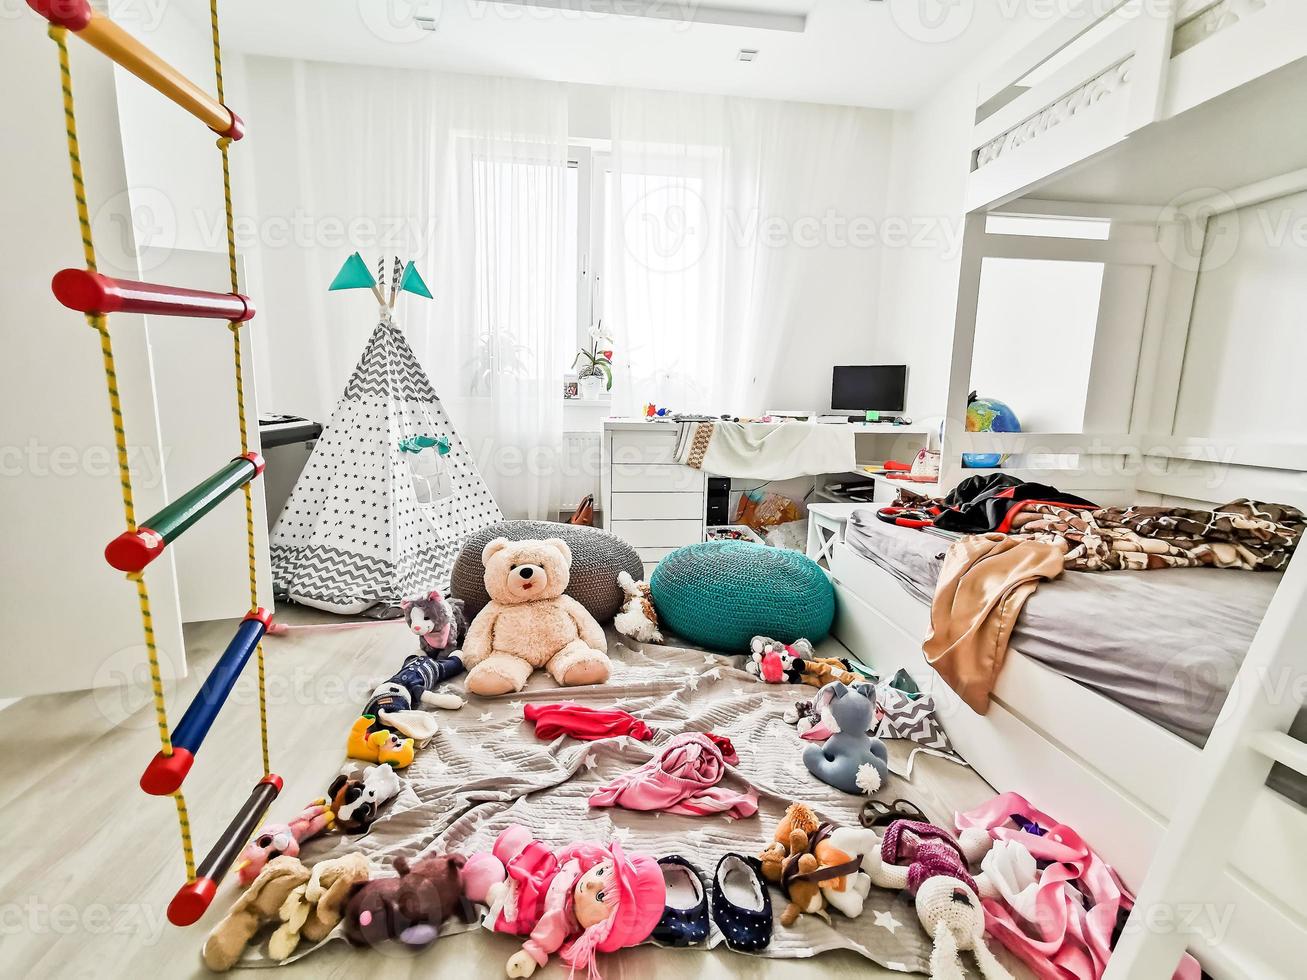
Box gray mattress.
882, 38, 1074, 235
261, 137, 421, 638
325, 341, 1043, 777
844, 510, 1306, 805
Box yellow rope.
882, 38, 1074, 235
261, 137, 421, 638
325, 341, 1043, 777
211, 0, 271, 776
49, 25, 196, 881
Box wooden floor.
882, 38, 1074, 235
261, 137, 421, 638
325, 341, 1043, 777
0, 607, 1004, 979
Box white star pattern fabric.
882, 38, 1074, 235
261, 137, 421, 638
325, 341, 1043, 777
873, 910, 901, 934
479, 711, 494, 723
270, 317, 502, 609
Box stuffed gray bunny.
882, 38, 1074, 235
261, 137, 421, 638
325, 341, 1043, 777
802, 681, 890, 795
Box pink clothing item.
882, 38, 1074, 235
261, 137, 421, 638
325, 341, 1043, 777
956, 793, 1200, 980
523, 858, 582, 966
491, 824, 560, 935
588, 732, 758, 819
524, 702, 655, 742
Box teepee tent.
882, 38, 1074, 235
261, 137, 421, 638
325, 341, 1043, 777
270, 255, 502, 612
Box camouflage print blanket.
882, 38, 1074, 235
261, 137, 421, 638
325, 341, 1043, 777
1007, 498, 1305, 572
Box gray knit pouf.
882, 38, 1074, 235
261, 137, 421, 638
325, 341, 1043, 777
450, 521, 645, 623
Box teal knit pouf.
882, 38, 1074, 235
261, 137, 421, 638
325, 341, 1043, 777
649, 541, 835, 652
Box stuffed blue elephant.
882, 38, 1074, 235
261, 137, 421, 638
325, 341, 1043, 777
803, 681, 890, 795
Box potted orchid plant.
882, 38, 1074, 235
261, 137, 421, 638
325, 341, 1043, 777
573, 322, 614, 399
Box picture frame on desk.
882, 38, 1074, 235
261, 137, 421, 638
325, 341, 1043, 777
563, 376, 580, 400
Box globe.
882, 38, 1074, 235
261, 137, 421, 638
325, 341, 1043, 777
963, 397, 1021, 468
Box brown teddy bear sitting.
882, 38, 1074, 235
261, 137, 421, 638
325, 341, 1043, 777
460, 537, 611, 696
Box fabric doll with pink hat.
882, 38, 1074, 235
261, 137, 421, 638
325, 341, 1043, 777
461, 824, 665, 979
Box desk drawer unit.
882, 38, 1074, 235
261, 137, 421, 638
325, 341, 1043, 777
609, 519, 702, 550
609, 491, 704, 521
610, 429, 681, 464
610, 463, 705, 494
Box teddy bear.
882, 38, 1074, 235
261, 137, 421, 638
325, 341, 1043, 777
804, 682, 891, 795
329, 763, 403, 834
203, 856, 311, 972
343, 853, 471, 949
460, 537, 610, 696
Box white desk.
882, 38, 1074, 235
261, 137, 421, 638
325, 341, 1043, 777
599, 420, 931, 576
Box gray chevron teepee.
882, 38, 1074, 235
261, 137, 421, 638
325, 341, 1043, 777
271, 256, 501, 613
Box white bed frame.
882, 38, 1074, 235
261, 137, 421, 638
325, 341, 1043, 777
836, 4, 1307, 977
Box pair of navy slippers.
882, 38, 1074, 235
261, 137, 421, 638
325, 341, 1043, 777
651, 854, 773, 952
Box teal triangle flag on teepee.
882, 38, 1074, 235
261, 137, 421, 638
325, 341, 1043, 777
398, 261, 433, 299
329, 252, 377, 291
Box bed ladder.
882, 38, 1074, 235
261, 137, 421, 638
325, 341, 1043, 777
1104, 548, 1307, 978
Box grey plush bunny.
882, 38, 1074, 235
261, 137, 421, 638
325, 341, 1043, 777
802, 681, 891, 795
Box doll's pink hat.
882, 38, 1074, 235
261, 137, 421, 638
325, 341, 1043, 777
598, 844, 666, 952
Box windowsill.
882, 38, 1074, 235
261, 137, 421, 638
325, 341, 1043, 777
563, 397, 612, 406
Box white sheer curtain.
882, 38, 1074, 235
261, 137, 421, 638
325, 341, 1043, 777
245, 60, 567, 519
605, 90, 888, 416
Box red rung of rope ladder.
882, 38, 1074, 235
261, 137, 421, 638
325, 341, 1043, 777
52, 269, 255, 321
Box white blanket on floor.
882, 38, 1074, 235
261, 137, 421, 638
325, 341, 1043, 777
676, 421, 857, 479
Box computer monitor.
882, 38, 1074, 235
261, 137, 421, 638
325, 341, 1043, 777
831, 365, 907, 414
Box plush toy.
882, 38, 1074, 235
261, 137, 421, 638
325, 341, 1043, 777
613, 570, 663, 643
747, 636, 808, 684
460, 538, 611, 696
347, 714, 416, 768
343, 853, 471, 949
401, 591, 468, 657
748, 636, 863, 688
362, 652, 466, 744
269, 852, 372, 960
476, 824, 664, 979
202, 856, 310, 972
803, 682, 891, 795
235, 798, 335, 885
862, 820, 1010, 980
329, 763, 403, 834
759, 802, 879, 923
784, 679, 878, 740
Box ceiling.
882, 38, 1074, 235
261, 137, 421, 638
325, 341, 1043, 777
217, 0, 1030, 110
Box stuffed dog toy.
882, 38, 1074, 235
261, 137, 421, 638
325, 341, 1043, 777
329, 764, 402, 834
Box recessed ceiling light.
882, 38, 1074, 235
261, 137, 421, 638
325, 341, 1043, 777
738, 49, 759, 62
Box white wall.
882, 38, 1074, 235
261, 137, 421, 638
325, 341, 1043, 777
1174, 190, 1307, 441
970, 258, 1103, 431
111, 1, 272, 621
1, 9, 185, 696
877, 13, 1047, 428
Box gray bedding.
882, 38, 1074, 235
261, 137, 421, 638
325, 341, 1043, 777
844, 510, 1306, 805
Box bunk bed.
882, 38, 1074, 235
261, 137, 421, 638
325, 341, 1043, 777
833, 3, 1307, 977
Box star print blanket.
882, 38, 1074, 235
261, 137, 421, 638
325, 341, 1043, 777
237, 632, 998, 972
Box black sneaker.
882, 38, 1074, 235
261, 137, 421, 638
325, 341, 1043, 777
651, 856, 710, 947
710, 853, 773, 952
